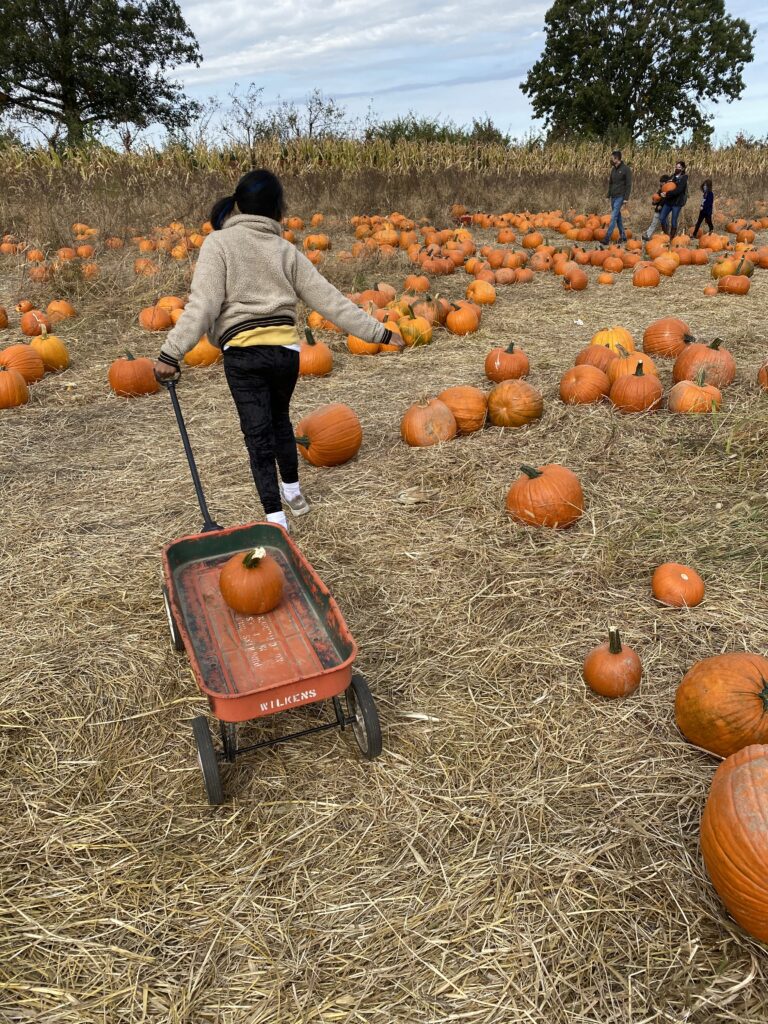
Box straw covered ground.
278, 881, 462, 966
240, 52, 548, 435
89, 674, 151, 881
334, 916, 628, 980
1, 204, 768, 1024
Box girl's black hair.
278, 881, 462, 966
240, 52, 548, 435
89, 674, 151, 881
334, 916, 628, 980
702, 178, 713, 190
209, 169, 285, 230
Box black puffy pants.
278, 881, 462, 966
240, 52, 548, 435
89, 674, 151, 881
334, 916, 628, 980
223, 346, 300, 514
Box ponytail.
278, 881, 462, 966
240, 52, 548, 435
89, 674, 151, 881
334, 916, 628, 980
210, 194, 236, 231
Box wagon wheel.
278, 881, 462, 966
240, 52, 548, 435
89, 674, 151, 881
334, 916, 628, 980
220, 721, 237, 763
161, 584, 184, 653
192, 717, 224, 805
346, 674, 382, 760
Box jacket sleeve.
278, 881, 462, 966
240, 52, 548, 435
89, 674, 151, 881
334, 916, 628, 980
291, 250, 391, 344
159, 238, 227, 365
623, 166, 632, 200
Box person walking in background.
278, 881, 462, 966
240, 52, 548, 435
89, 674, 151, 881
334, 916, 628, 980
603, 149, 632, 245
642, 175, 672, 241
692, 179, 714, 238
659, 160, 688, 241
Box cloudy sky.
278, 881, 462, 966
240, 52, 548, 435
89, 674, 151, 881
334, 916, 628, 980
177, 0, 768, 140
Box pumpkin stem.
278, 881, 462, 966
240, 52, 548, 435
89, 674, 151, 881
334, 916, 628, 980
634, 362, 645, 377
759, 677, 768, 712
294, 434, 310, 448
520, 464, 542, 479
682, 333, 696, 345
304, 328, 316, 346
242, 546, 266, 569
616, 344, 629, 358
124, 351, 135, 360
407, 305, 415, 318
608, 628, 623, 655
710, 338, 724, 350
694, 368, 707, 387
505, 342, 516, 353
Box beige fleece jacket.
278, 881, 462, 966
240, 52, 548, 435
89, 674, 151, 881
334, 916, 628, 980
158, 214, 390, 363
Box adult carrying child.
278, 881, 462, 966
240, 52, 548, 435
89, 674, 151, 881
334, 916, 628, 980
153, 169, 401, 531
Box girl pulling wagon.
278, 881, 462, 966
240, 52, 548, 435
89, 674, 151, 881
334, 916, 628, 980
152, 170, 401, 532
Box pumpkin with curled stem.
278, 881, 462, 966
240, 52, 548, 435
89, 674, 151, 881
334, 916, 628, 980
591, 326, 635, 353
674, 653, 768, 758
295, 403, 362, 466
583, 629, 642, 697
505, 463, 584, 528
219, 546, 284, 615
700, 744, 768, 943
30, 327, 70, 372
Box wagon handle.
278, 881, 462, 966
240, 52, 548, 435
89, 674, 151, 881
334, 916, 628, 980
162, 379, 224, 533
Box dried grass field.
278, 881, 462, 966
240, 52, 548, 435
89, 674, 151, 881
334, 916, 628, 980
1, 191, 767, 1023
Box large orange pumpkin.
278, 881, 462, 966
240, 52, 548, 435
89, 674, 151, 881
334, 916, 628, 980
487, 380, 543, 428
295, 404, 362, 466
108, 352, 160, 397
436, 386, 488, 434
642, 317, 693, 358
30, 330, 70, 372
184, 336, 222, 367
672, 338, 735, 387
675, 653, 768, 757
559, 365, 610, 404
400, 399, 457, 447
505, 463, 584, 528
609, 363, 663, 413
700, 744, 768, 943
651, 562, 705, 607
0, 343, 45, 383
0, 364, 30, 408
484, 342, 529, 382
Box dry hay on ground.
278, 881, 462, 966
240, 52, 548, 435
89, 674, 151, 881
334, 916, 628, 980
1, 220, 767, 1024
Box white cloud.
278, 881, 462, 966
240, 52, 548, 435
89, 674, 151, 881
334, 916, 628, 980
175, 0, 768, 140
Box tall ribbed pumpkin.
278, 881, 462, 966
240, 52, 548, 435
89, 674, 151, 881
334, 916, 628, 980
700, 744, 768, 942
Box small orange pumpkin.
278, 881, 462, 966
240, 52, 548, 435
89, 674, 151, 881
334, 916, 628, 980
651, 562, 705, 607
219, 546, 284, 615
583, 629, 642, 698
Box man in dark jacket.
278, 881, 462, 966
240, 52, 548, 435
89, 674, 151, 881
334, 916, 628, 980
659, 160, 688, 241
603, 150, 632, 245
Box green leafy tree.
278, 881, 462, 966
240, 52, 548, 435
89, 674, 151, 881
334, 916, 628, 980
0, 0, 202, 147
521, 0, 754, 143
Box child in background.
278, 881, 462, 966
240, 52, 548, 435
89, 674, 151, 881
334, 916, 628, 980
692, 180, 714, 238
642, 175, 671, 241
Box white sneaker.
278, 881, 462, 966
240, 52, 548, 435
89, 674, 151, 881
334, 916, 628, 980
280, 488, 311, 517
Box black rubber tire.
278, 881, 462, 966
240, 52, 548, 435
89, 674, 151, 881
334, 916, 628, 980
192, 717, 224, 805
346, 674, 382, 760
220, 721, 237, 763
162, 584, 184, 653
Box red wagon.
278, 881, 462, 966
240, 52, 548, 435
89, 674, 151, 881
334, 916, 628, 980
158, 381, 382, 804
